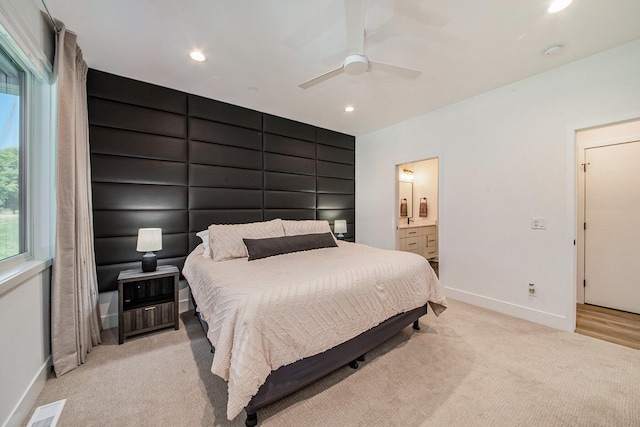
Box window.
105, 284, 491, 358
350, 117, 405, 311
0, 45, 25, 262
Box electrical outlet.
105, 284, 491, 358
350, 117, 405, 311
528, 283, 536, 297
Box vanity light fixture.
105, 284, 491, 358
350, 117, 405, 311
547, 0, 571, 13
344, 106, 354, 112
189, 50, 207, 62
400, 168, 414, 182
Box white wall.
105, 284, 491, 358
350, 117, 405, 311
356, 39, 640, 332
0, 268, 51, 427
0, 1, 55, 426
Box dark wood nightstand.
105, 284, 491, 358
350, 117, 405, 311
117, 265, 179, 344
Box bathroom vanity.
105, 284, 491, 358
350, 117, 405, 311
398, 223, 437, 260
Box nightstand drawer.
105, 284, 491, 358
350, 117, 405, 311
122, 301, 175, 334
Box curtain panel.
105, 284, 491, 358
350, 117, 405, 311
51, 24, 102, 376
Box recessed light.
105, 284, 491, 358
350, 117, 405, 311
344, 106, 354, 112
189, 51, 206, 62
543, 44, 564, 56
547, 0, 571, 13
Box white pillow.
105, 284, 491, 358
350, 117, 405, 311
209, 218, 285, 261
282, 220, 333, 237
196, 230, 211, 258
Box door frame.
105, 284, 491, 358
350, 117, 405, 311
576, 119, 640, 305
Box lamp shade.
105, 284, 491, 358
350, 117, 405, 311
334, 220, 347, 234
136, 228, 162, 252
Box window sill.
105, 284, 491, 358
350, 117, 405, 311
0, 258, 53, 298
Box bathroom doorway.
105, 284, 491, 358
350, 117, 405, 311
396, 158, 439, 274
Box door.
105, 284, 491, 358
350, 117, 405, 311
584, 140, 640, 314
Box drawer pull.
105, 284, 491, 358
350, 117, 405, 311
408, 231, 417, 235
144, 306, 157, 311
408, 242, 417, 246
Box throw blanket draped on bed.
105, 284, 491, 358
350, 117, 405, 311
183, 241, 447, 420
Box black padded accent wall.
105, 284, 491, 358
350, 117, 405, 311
88, 69, 355, 293
88, 71, 189, 292
262, 114, 317, 222
187, 94, 264, 242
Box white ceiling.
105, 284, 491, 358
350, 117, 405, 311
43, 0, 640, 137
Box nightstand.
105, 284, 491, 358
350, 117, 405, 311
117, 265, 179, 344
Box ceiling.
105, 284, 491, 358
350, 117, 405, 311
43, 0, 640, 137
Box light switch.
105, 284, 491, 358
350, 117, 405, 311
532, 217, 546, 229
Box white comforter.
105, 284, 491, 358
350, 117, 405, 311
183, 241, 447, 420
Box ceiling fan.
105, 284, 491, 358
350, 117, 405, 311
298, 0, 422, 89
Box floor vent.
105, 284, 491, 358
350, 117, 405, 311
26, 399, 66, 427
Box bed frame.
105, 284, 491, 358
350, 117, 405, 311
193, 295, 428, 426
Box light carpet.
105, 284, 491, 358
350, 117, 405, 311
24, 299, 640, 426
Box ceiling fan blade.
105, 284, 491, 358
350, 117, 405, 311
368, 60, 422, 79
370, 19, 469, 50
298, 66, 345, 89
344, 0, 365, 55
284, 4, 337, 50
393, 1, 450, 29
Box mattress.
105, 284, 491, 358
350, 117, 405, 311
183, 240, 447, 420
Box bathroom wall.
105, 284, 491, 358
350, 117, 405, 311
412, 158, 438, 225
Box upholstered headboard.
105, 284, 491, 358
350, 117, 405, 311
87, 70, 355, 293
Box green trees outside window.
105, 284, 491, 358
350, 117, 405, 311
0, 47, 23, 261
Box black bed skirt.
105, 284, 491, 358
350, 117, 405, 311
196, 303, 428, 414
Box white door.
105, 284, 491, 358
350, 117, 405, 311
584, 140, 640, 314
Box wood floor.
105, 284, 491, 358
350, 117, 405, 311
576, 303, 640, 350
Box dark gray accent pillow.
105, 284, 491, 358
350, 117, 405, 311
243, 232, 338, 261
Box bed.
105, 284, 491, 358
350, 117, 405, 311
182, 219, 447, 426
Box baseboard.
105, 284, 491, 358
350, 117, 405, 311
443, 286, 573, 332
101, 312, 118, 330
4, 356, 51, 427
179, 296, 193, 313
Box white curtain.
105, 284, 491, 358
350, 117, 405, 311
51, 24, 102, 377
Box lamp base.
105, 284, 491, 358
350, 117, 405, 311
141, 252, 157, 272
337, 233, 344, 239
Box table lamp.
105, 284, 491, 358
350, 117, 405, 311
334, 220, 347, 239
136, 228, 162, 272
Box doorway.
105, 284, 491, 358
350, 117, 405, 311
396, 158, 439, 274
583, 141, 640, 313
577, 119, 640, 318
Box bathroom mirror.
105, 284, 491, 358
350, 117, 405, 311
399, 181, 413, 218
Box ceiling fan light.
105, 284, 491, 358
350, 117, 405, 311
547, 0, 572, 13
343, 54, 369, 75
